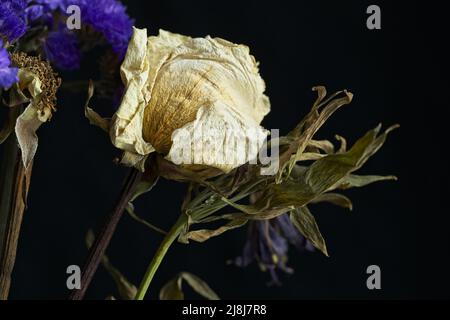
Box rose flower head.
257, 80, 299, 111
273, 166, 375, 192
109, 28, 271, 172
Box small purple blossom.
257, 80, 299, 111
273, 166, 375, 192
62, 0, 134, 58
44, 26, 81, 70
25, 0, 64, 22
0, 41, 19, 89
233, 214, 314, 285
0, 0, 28, 43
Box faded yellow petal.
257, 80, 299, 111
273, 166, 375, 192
14, 70, 50, 169
110, 27, 155, 167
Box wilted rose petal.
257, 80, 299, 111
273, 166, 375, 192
110, 27, 270, 172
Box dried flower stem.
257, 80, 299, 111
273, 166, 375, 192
135, 214, 188, 300
68, 169, 142, 300
0, 129, 32, 300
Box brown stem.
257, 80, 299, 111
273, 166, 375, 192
0, 133, 33, 300
68, 169, 142, 300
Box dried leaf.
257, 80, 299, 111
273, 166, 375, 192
335, 134, 347, 153
180, 218, 247, 243
277, 87, 353, 182
179, 272, 220, 300
311, 193, 353, 210
159, 279, 184, 300
126, 203, 167, 235
86, 230, 137, 300
297, 152, 327, 161
159, 272, 219, 300
15, 105, 43, 169
308, 139, 335, 154
13, 69, 52, 169
130, 162, 159, 202
335, 174, 397, 190
223, 125, 396, 222
290, 206, 328, 256
84, 81, 110, 132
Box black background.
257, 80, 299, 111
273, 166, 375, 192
2, 0, 448, 299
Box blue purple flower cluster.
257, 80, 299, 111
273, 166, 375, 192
0, 0, 133, 88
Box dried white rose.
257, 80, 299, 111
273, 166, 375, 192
110, 27, 271, 172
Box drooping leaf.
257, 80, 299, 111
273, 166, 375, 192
84, 81, 111, 132
159, 278, 184, 300
179, 272, 220, 300
335, 134, 347, 153
85, 107, 110, 132
308, 139, 335, 154
296, 152, 327, 161
86, 230, 137, 300
15, 105, 44, 169
159, 272, 219, 300
311, 193, 353, 210
130, 162, 159, 202
14, 69, 50, 169
126, 203, 167, 235
277, 87, 354, 182
290, 206, 328, 256
334, 174, 397, 190
180, 218, 247, 243
265, 124, 398, 209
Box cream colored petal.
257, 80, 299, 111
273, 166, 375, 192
167, 101, 268, 173
14, 69, 49, 169
145, 30, 270, 125
15, 105, 46, 169
110, 27, 155, 161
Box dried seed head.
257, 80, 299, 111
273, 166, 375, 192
11, 52, 61, 117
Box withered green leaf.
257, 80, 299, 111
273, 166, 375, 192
126, 203, 167, 235
267, 124, 398, 209
179, 272, 220, 300
308, 139, 335, 154
290, 206, 328, 256
159, 278, 184, 300
277, 87, 354, 182
334, 174, 397, 190
160, 272, 219, 300
180, 218, 247, 243
130, 167, 159, 202
311, 193, 353, 211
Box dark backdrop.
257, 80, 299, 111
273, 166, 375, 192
3, 0, 448, 299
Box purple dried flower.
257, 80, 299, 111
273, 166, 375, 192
233, 214, 314, 285
62, 0, 134, 58
25, 0, 64, 22
0, 0, 28, 43
0, 41, 19, 89
44, 26, 81, 70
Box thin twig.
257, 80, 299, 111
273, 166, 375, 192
68, 168, 142, 300
0, 132, 32, 300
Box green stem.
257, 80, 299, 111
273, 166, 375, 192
135, 214, 188, 300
